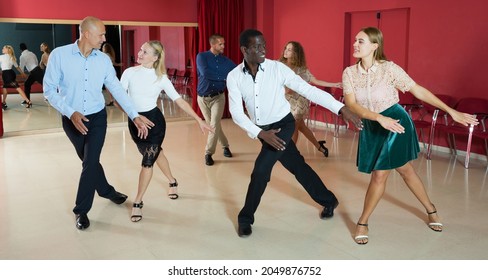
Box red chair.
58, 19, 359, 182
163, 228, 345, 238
434, 97, 488, 168
180, 70, 194, 97
408, 94, 457, 159
173, 69, 187, 91
166, 68, 177, 83
308, 87, 344, 136
466, 113, 488, 168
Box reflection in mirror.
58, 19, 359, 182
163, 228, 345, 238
0, 22, 195, 135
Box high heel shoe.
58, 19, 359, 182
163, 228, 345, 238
354, 223, 369, 245
318, 140, 329, 157
427, 204, 443, 232
22, 100, 32, 108
168, 179, 178, 200
131, 201, 143, 222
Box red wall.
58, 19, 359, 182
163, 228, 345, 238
121, 26, 186, 70
2, 0, 197, 23
258, 0, 488, 155
3, 0, 486, 156
265, 0, 488, 97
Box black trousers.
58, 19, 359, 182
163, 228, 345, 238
238, 113, 337, 225
62, 109, 116, 214
24, 67, 44, 99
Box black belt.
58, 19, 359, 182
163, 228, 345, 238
257, 113, 294, 131
201, 91, 224, 98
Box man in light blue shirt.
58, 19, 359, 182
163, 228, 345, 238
43, 16, 153, 230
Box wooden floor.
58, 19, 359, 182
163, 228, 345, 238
1, 93, 487, 277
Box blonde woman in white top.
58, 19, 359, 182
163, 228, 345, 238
121, 40, 213, 222
1, 45, 31, 109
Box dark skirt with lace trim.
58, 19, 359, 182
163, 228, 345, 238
128, 106, 166, 167
2, 69, 20, 88
357, 103, 420, 174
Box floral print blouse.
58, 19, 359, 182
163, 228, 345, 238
342, 61, 416, 113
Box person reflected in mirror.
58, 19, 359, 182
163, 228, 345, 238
1, 45, 30, 109
343, 27, 479, 245
19, 43, 44, 105
101, 42, 123, 106
39, 42, 51, 102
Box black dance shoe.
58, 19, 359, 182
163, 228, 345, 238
320, 199, 339, 219
75, 213, 90, 230
223, 147, 233, 158
109, 191, 128, 205
238, 223, 252, 237
205, 154, 214, 166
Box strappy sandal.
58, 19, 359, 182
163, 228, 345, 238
427, 205, 443, 232
318, 140, 329, 157
354, 223, 369, 245
131, 201, 143, 222
168, 179, 179, 200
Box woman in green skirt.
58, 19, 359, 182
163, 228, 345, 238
342, 27, 478, 245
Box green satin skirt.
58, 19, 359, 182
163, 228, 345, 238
357, 104, 420, 174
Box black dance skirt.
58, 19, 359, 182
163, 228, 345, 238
2, 69, 20, 88
357, 103, 420, 174
128, 106, 166, 167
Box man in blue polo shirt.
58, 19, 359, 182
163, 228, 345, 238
196, 34, 236, 166
43, 16, 152, 230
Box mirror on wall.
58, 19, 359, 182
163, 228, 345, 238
0, 21, 195, 135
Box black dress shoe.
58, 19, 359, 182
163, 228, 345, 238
75, 213, 90, 230
320, 199, 339, 219
205, 154, 214, 166
109, 191, 128, 205
223, 147, 233, 158
238, 223, 252, 237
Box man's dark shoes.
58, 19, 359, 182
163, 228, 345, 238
109, 191, 128, 205
75, 213, 90, 230
320, 199, 339, 219
238, 223, 252, 237
205, 154, 214, 166
223, 147, 233, 158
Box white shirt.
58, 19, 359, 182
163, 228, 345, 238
227, 59, 344, 139
19, 50, 39, 72
0, 54, 18, 70
121, 65, 181, 112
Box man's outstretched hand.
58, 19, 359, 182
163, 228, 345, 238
339, 106, 363, 130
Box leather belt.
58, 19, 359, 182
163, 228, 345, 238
202, 91, 224, 98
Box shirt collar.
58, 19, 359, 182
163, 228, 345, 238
72, 40, 100, 57
357, 61, 379, 74
242, 58, 265, 74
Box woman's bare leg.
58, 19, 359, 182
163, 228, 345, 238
395, 162, 442, 231
355, 169, 391, 244
155, 150, 177, 198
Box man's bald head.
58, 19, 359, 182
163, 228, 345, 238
79, 16, 103, 36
